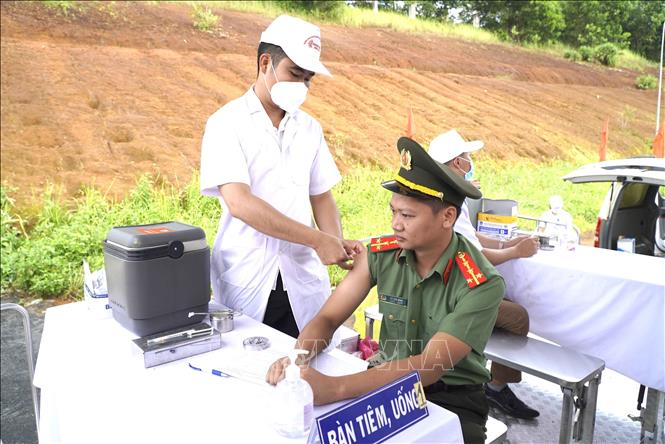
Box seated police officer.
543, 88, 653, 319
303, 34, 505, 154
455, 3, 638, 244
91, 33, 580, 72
267, 137, 505, 443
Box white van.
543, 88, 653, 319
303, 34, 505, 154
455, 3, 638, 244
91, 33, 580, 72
563, 157, 665, 256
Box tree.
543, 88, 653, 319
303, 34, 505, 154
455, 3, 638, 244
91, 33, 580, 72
559, 1, 631, 49
347, 0, 402, 12
415, 1, 460, 20
281, 0, 346, 17
623, 1, 665, 61
458, 0, 565, 44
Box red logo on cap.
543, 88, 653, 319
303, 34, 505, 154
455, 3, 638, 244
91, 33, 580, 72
303, 35, 321, 52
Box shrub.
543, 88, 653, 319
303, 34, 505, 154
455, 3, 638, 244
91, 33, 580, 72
281, 0, 346, 20
192, 5, 220, 32
592, 43, 619, 67
0, 175, 221, 298
1, 187, 24, 288
0, 161, 608, 299
635, 75, 658, 90
578, 46, 593, 61
42, 1, 80, 16
564, 50, 580, 62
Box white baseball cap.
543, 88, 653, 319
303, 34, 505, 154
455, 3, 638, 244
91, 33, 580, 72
549, 195, 564, 210
428, 129, 484, 164
260, 15, 331, 77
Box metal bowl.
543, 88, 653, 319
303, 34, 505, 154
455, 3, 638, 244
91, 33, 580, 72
209, 309, 237, 333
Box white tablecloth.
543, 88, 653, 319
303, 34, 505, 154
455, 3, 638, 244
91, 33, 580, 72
496, 246, 665, 391
34, 303, 463, 444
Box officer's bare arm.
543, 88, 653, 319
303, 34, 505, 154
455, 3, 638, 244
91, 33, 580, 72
299, 248, 373, 356
292, 331, 471, 405
266, 249, 372, 383
316, 331, 471, 405
267, 249, 473, 405
219, 183, 350, 265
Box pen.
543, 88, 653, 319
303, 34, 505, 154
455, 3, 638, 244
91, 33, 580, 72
188, 362, 230, 378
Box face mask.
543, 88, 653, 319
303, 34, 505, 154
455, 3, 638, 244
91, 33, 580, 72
458, 157, 474, 181
264, 61, 308, 114
465, 160, 475, 181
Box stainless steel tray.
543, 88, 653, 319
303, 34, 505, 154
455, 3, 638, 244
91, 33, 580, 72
133, 322, 221, 368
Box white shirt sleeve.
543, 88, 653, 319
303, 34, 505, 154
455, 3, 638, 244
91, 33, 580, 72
308, 126, 341, 196
454, 202, 483, 250
200, 113, 251, 197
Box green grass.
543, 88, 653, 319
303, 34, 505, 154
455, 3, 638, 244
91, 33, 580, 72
191, 4, 220, 32
523, 41, 656, 72
618, 50, 658, 73
1, 161, 607, 301
476, 158, 607, 235
1, 174, 220, 299
41, 0, 80, 16
1, 162, 608, 336
201, 1, 501, 45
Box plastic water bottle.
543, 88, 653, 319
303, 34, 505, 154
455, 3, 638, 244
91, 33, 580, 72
273, 349, 314, 438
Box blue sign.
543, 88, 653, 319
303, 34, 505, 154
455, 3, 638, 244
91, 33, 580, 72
315, 372, 429, 444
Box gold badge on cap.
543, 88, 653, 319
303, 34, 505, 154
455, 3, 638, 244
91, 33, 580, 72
399, 149, 412, 171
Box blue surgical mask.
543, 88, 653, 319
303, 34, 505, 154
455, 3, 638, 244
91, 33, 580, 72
458, 157, 474, 181
465, 160, 474, 181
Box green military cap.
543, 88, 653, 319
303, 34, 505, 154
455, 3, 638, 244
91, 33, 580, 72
382, 137, 482, 207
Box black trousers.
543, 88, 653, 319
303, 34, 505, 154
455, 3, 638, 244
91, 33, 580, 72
262, 273, 299, 338
425, 383, 489, 444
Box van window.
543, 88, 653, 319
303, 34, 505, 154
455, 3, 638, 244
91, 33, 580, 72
618, 183, 648, 209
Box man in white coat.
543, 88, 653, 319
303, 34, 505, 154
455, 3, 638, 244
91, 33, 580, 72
200, 15, 361, 338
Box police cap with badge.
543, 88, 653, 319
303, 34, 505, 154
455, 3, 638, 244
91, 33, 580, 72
381, 136, 482, 207
373, 137, 491, 289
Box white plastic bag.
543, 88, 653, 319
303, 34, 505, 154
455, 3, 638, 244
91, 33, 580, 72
83, 261, 110, 317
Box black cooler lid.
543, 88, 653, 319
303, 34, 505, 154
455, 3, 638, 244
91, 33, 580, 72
104, 222, 207, 261
106, 222, 205, 249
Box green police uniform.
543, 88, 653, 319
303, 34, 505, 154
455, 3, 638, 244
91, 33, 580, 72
372, 136, 505, 443
368, 233, 504, 386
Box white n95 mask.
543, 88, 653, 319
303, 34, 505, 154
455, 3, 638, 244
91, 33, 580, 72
270, 81, 308, 114
265, 61, 308, 114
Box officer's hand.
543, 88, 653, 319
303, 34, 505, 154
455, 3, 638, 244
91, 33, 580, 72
514, 236, 539, 258
470, 179, 482, 190
314, 232, 352, 267
266, 356, 290, 385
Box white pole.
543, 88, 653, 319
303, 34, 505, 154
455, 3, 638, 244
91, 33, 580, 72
657, 21, 664, 133
409, 3, 417, 19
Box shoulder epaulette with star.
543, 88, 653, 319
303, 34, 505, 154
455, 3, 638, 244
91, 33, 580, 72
369, 235, 399, 252
455, 251, 487, 288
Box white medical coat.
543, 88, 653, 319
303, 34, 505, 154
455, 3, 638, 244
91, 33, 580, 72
200, 88, 341, 331
454, 201, 483, 250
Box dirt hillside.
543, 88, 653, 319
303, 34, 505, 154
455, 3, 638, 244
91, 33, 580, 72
0, 1, 659, 208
